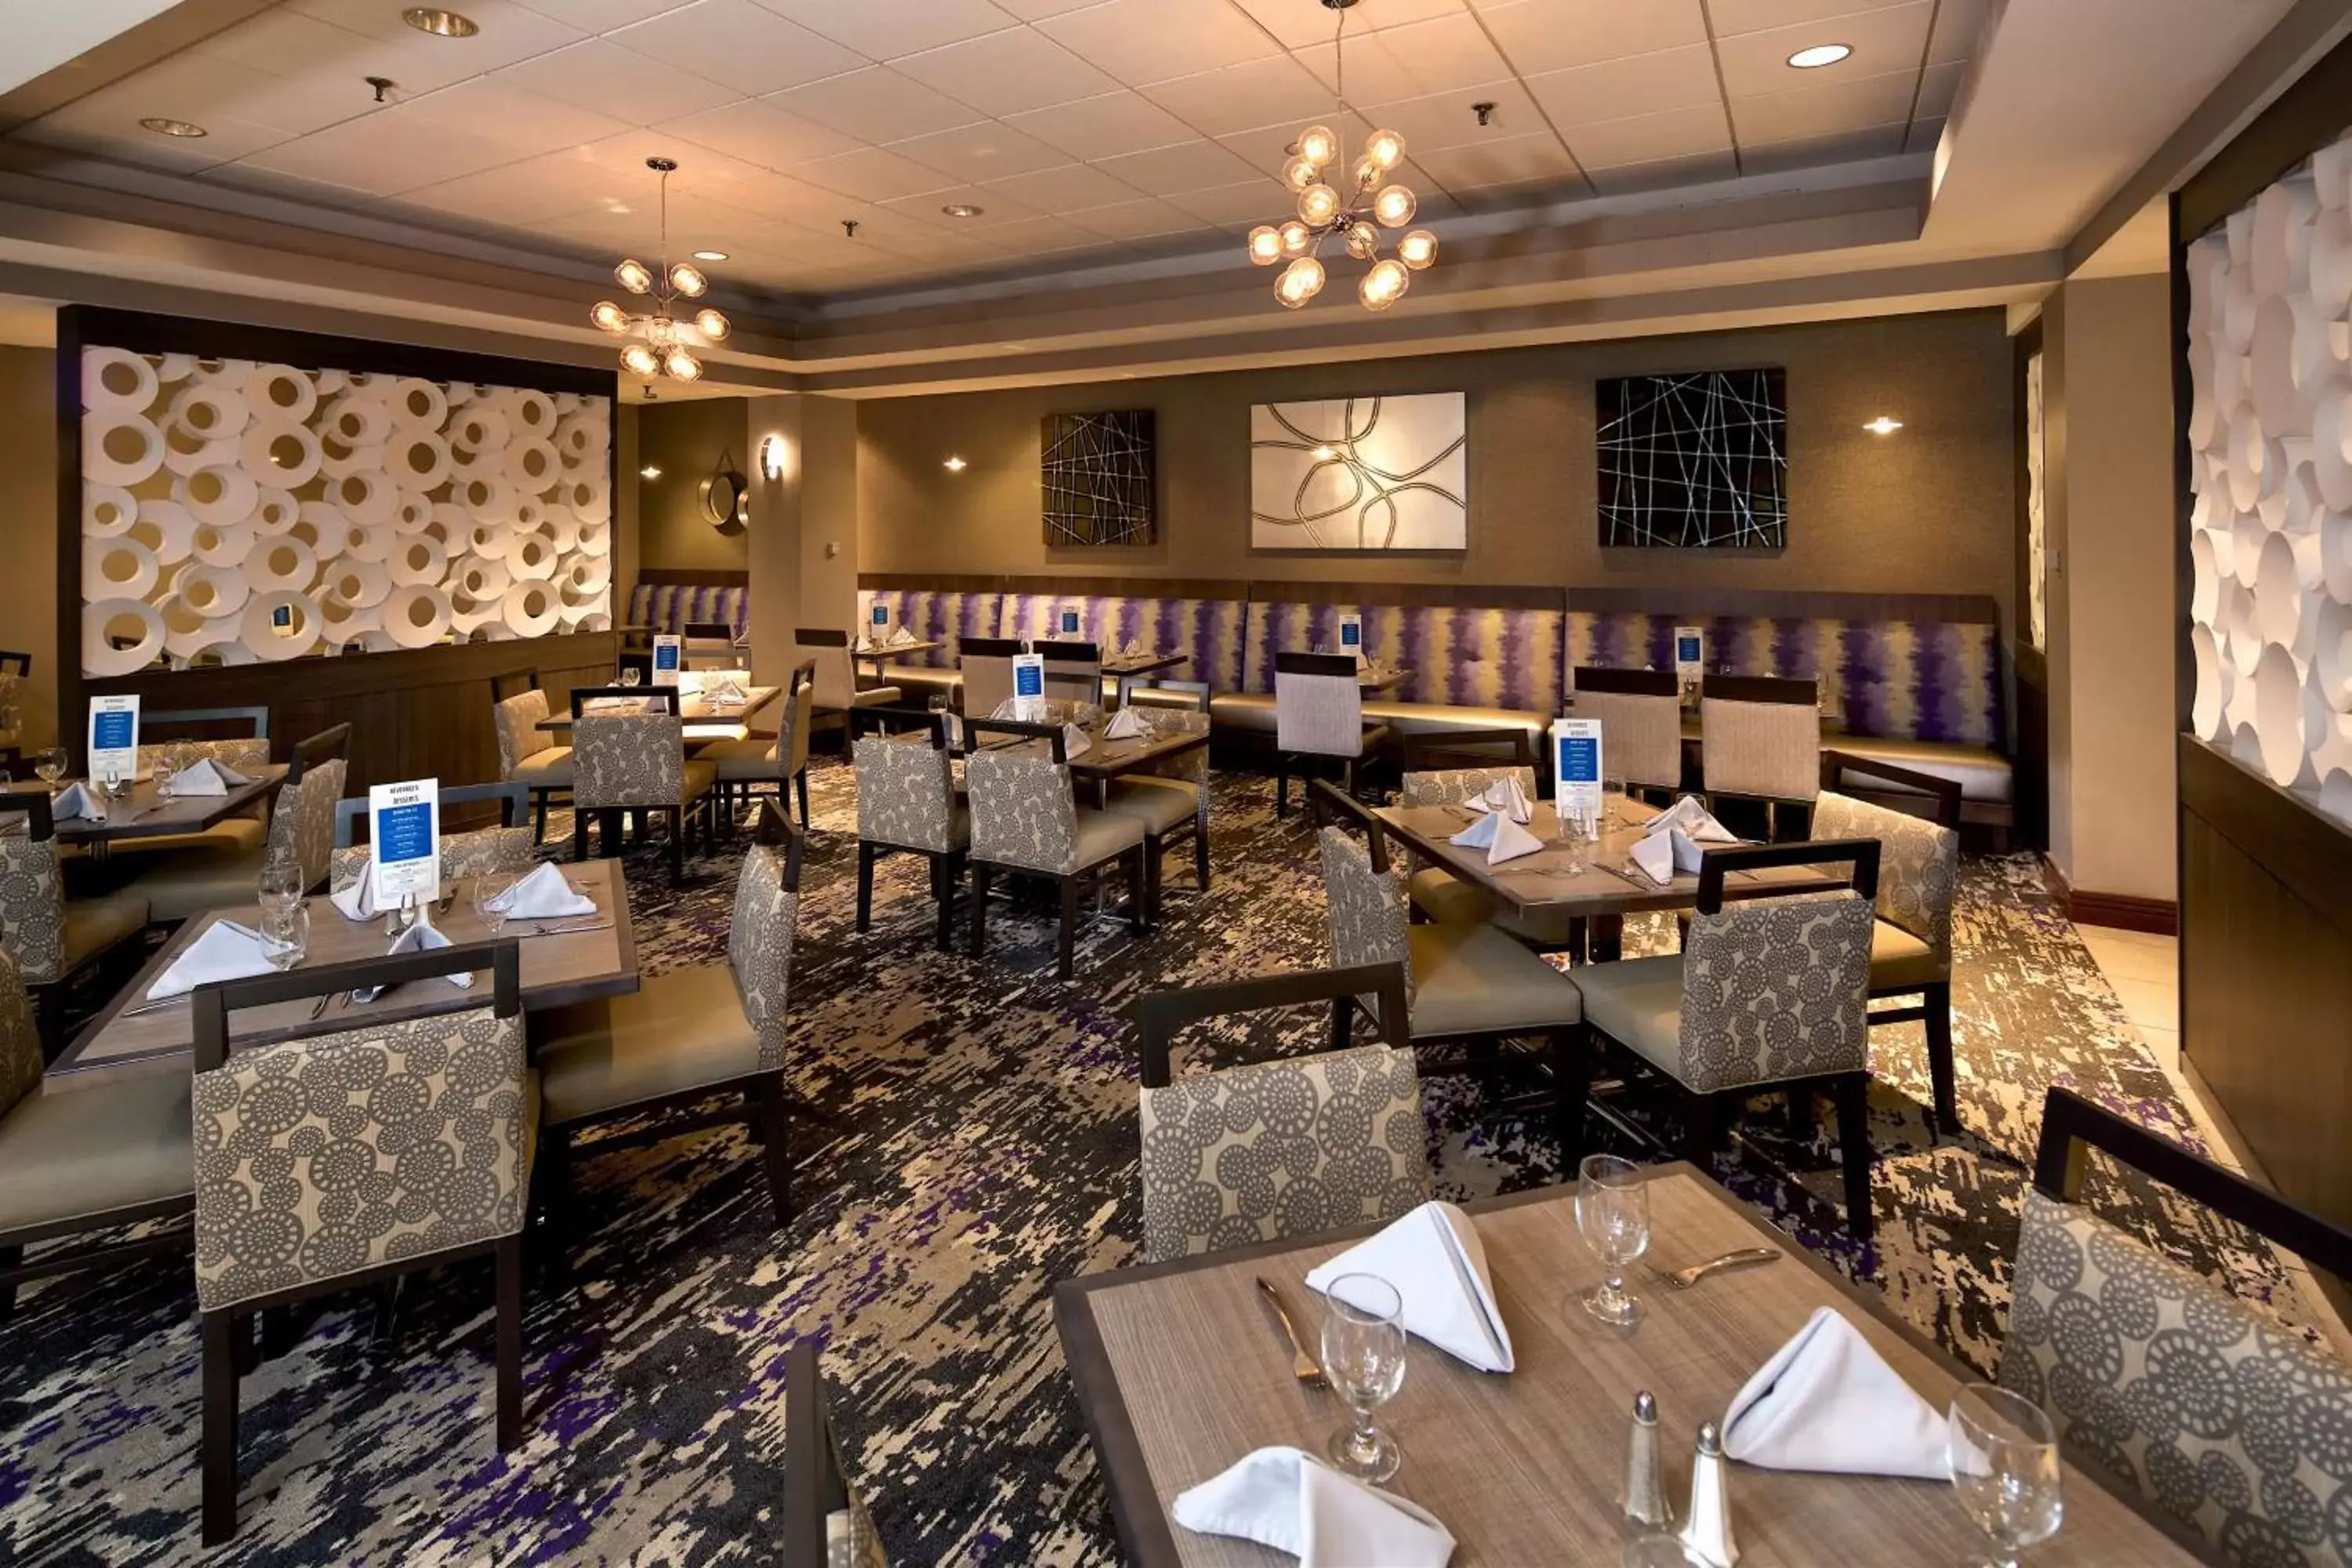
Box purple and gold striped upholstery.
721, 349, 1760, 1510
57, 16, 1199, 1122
855, 590, 1004, 669
626, 583, 748, 638
1000, 593, 1246, 692
1243, 601, 1564, 713
1566, 613, 2002, 746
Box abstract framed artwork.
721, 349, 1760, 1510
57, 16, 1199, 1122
1596, 368, 1788, 549
1250, 393, 1466, 551
1041, 410, 1156, 546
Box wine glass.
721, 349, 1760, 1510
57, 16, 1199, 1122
1319, 1273, 1408, 1483
618, 666, 643, 688
1948, 1384, 2063, 1567
1602, 771, 1629, 830
1575, 1154, 1651, 1327
260, 903, 309, 972
259, 856, 305, 924
473, 868, 520, 935
32, 746, 67, 789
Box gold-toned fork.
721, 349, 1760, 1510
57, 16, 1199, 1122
1255, 1277, 1326, 1390
1652, 1247, 1781, 1290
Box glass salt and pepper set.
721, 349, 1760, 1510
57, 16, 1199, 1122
1623, 1389, 1737, 1567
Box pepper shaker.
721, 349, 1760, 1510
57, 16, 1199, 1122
1622, 1390, 1673, 1530
1677, 1419, 1738, 1567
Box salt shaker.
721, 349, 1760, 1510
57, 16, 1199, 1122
1622, 1390, 1673, 1530
1677, 1420, 1738, 1567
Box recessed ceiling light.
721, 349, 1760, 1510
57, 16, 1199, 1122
402, 7, 480, 38
943, 456, 968, 472
1862, 416, 1904, 435
140, 117, 207, 138
1787, 42, 1852, 67
639, 464, 662, 479
692, 249, 728, 262
942, 203, 983, 220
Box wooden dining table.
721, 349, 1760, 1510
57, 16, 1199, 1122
1103, 652, 1190, 706
855, 638, 945, 688
1055, 1165, 2212, 1566
942, 718, 1210, 809
45, 858, 639, 1093
44, 766, 289, 855
536, 686, 780, 744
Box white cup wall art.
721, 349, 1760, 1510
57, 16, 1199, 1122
78, 348, 613, 676
2188, 132, 2352, 829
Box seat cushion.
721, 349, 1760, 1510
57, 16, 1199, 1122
535, 964, 762, 1125
1406, 920, 1582, 1038
889, 666, 962, 703
0, 1070, 194, 1231
1406, 867, 1580, 948
1829, 736, 2013, 804
1869, 918, 1948, 991
1102, 778, 1199, 836
1071, 806, 1148, 869
64, 887, 150, 968
681, 759, 719, 803
713, 738, 784, 781
114, 815, 268, 858
513, 746, 575, 788
849, 686, 903, 708
1570, 954, 1689, 1081
120, 843, 268, 925
1363, 700, 1550, 742
1207, 691, 1278, 732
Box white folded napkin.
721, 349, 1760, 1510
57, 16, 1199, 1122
1305, 1200, 1514, 1372
146, 921, 276, 1001
1061, 722, 1092, 760
485, 861, 596, 920
1448, 808, 1543, 865
887, 623, 916, 646
703, 677, 746, 706
1172, 1447, 1455, 1568
1722, 1307, 1947, 1479
1478, 773, 1533, 823
1102, 707, 1149, 740
167, 757, 249, 796
332, 858, 387, 922
52, 782, 106, 822
1645, 794, 1737, 844
1629, 831, 1675, 886
351, 920, 476, 1004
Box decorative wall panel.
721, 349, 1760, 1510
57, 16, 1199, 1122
2025, 350, 2048, 650
2186, 132, 2352, 826
1596, 368, 1788, 548
1041, 410, 1156, 546
1250, 393, 1466, 551
78, 349, 612, 675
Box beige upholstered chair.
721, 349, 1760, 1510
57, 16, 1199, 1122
957, 637, 1024, 719
118, 724, 350, 924
714, 661, 816, 829
329, 781, 536, 895
188, 940, 532, 1544
786, 1339, 892, 1568
1568, 840, 1882, 1237
493, 688, 575, 842
1034, 638, 1102, 709
1274, 651, 1388, 816
1101, 683, 1214, 910
855, 722, 970, 949
801, 628, 901, 757
125, 706, 277, 857
532, 824, 804, 1228
964, 720, 1147, 980
1816, 750, 1964, 1135
1571, 666, 1685, 796
0, 789, 150, 1036
683, 619, 739, 668
1392, 764, 1582, 952
570, 688, 716, 884
0, 947, 192, 1320
1700, 674, 1820, 840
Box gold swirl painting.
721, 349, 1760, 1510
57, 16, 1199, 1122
1249, 394, 1466, 551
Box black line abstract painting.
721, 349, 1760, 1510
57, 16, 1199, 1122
1597, 368, 1788, 548
1041, 411, 1156, 546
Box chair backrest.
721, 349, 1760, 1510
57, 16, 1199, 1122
785, 1339, 891, 1568
1700, 674, 1821, 803
1820, 747, 1965, 829
492, 690, 554, 779
329, 782, 533, 894
960, 637, 1025, 719
1573, 666, 1685, 793
1034, 639, 1101, 706
1676, 841, 1879, 1093
488, 669, 538, 707
333, 781, 528, 848
1134, 677, 1210, 713
1811, 788, 1958, 961
147, 707, 273, 772
574, 711, 686, 808
1399, 727, 1532, 774
187, 940, 528, 1314
1316, 824, 1414, 1027
1307, 779, 1391, 873
283, 722, 351, 786
266, 728, 351, 890
1137, 962, 1410, 1087
1275, 651, 1366, 757
617, 650, 654, 685
795, 628, 858, 710
0, 949, 41, 1123
783, 660, 818, 776
963, 731, 1077, 874
0, 793, 64, 986
729, 835, 802, 1073
2005, 1087, 2352, 1564
1400, 763, 1537, 809
855, 732, 963, 854
571, 685, 680, 718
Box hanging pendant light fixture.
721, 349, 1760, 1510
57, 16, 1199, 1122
1245, 0, 1438, 312
590, 158, 730, 383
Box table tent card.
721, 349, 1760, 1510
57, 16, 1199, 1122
1675, 626, 1704, 682
1060, 607, 1083, 634
1338, 612, 1365, 665
1552, 717, 1600, 826
368, 779, 441, 909
87, 694, 140, 788
870, 601, 891, 636
652, 634, 684, 687
1011, 653, 1047, 723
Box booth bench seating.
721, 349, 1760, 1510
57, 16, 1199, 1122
627, 580, 750, 641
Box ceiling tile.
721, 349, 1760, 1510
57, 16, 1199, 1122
1740, 122, 1907, 172
1522, 44, 1721, 129
966, 213, 1114, 256
1472, 0, 1707, 75
34, 54, 370, 144
1904, 114, 1944, 152
893, 27, 1122, 116
1003, 90, 1197, 158
1584, 148, 1738, 192
514, 0, 699, 27
1210, 117, 1356, 178
1730, 67, 1918, 144
232, 105, 527, 194
1036, 0, 1283, 88
708, 172, 870, 227
1141, 55, 1332, 140
396, 152, 631, 223
793, 144, 964, 201
608, 0, 867, 96
746, 0, 1017, 59
1563, 102, 1731, 168
989, 0, 1103, 16
1927, 0, 1987, 64
1913, 59, 1962, 120
1714, 2, 1932, 96
1708, 0, 1920, 33
1066, 194, 1217, 238
287, 0, 586, 60
877, 183, 1044, 228
655, 98, 862, 170
198, 160, 379, 207
496, 39, 739, 124
1232, 0, 1465, 51
1406, 128, 1578, 191
1296, 13, 1515, 101
1348, 86, 1534, 154
978, 160, 1143, 210
764, 68, 985, 143
573, 125, 775, 191
17, 107, 287, 172
194, 9, 492, 98
1160, 177, 1287, 225
886, 122, 1071, 182
399, 76, 634, 155
1091, 137, 1261, 192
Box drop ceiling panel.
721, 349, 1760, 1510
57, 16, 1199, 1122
1522, 44, 1724, 129
1741, 122, 1907, 172
290, 0, 585, 60
513, 0, 699, 29
608, 0, 866, 97
1730, 68, 1918, 145
231, 104, 529, 194
793, 144, 964, 201
1563, 103, 1733, 168
1472, 0, 1708, 76
1004, 90, 1200, 159
887, 122, 1072, 183
497, 38, 738, 123
396, 154, 637, 224
1584, 148, 1738, 191
764, 68, 987, 143
1713, 3, 1933, 97
948, 213, 1106, 256
746, 0, 1019, 60
989, 0, 1105, 17
400, 76, 635, 157
1232, 0, 1467, 51
1091, 136, 1262, 192
892, 27, 1123, 116
20, 106, 288, 172
1914, 59, 1962, 121
1295, 13, 1518, 103
1161, 176, 1290, 226
1708, 0, 1922, 34
1927, 0, 1987, 64
28, 56, 354, 149
1141, 55, 1335, 140
1066, 194, 1219, 238
1407, 128, 1578, 192
1353, 85, 1540, 156
978, 160, 1144, 211
1036, 0, 1285, 88
877, 183, 1044, 229
654, 99, 864, 170
190, 9, 488, 98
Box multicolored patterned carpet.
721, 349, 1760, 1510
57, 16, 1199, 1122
0, 759, 2302, 1564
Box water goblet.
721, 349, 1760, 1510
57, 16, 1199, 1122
32, 746, 67, 789
473, 869, 520, 935
1320, 1273, 1408, 1483
259, 857, 305, 924
619, 666, 643, 688
1575, 1154, 1651, 1327
1948, 1384, 2063, 1568
260, 904, 310, 972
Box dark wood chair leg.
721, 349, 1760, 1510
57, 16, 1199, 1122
1276, 762, 1290, 818
1680, 1089, 1721, 1171
537, 1123, 575, 1284
855, 842, 877, 931
532, 793, 548, 844
1329, 995, 1353, 1052
572, 809, 589, 863
934, 853, 958, 951
0, 1243, 20, 1323
757, 1074, 793, 1225
1193, 819, 1210, 893
1924, 982, 1958, 1134
1834, 1072, 1875, 1241
495, 1232, 524, 1452
668, 807, 685, 885
1057, 875, 1080, 979
1145, 838, 1163, 927
1785, 1084, 1817, 1144
201, 1310, 243, 1546
795, 769, 811, 832
968, 863, 992, 958
1553, 1026, 1592, 1166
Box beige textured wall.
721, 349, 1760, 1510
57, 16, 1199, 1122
636, 397, 752, 574
797, 396, 860, 627
856, 310, 2016, 627
0, 346, 59, 748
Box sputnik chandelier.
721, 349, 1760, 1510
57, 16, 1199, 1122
591, 157, 729, 382
1246, 0, 1438, 311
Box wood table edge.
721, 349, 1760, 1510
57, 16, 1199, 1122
51, 769, 288, 843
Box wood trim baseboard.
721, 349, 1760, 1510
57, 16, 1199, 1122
2042, 855, 2180, 935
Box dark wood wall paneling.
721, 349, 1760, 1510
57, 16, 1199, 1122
56, 305, 619, 797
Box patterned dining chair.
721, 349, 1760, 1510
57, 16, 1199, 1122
117, 724, 350, 924
1391, 728, 1581, 950
1273, 651, 1388, 817
963, 720, 1148, 980
1571, 667, 1686, 797
329, 781, 536, 896
131, 706, 276, 857
786, 1338, 891, 1568
1815, 750, 1964, 1137
1034, 638, 1102, 710
1566, 840, 1882, 1238
571, 688, 716, 885
189, 939, 532, 1545
1135, 963, 1428, 1263
492, 687, 575, 843
854, 720, 969, 950
1700, 674, 1821, 841
800, 628, 901, 757
0, 789, 150, 1043
0, 946, 193, 1321
1101, 684, 1214, 912
2003, 1087, 2352, 1564
715, 661, 817, 829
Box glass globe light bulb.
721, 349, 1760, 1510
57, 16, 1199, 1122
1372, 183, 1417, 227
662, 346, 702, 381
667, 262, 707, 298
1365, 128, 1406, 170
1247, 224, 1284, 265
1344, 220, 1379, 261
1398, 228, 1439, 270
620, 343, 661, 376
694, 307, 730, 341
615, 257, 653, 295
1296, 125, 1338, 167
1283, 157, 1320, 194
1276, 255, 1326, 308
1359, 257, 1410, 311
1298, 183, 1341, 226
590, 300, 630, 333
1352, 155, 1383, 190
1278, 220, 1313, 256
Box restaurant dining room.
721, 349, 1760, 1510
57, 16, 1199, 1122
5, 1, 2352, 1563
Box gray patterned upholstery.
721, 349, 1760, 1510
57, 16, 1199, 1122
1400, 766, 1537, 808
1276, 666, 1369, 757
729, 843, 798, 1073
1138, 1043, 1432, 1263
174, 739, 273, 773
854, 737, 967, 855
0, 949, 40, 1123
1317, 826, 1413, 990
575, 713, 686, 808
1813, 790, 1958, 982
494, 691, 573, 786
329, 828, 535, 895
190, 1007, 535, 1313
1678, 891, 1873, 1091
266, 758, 347, 891
829, 1494, 890, 1568
0, 833, 64, 986
965, 747, 1138, 876
1570, 688, 1683, 791
2002, 1188, 2352, 1565
1701, 697, 1820, 802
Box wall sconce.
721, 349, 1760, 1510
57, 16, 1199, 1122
758, 433, 788, 481
639, 463, 662, 479
943, 456, 968, 473
1861, 416, 1904, 436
